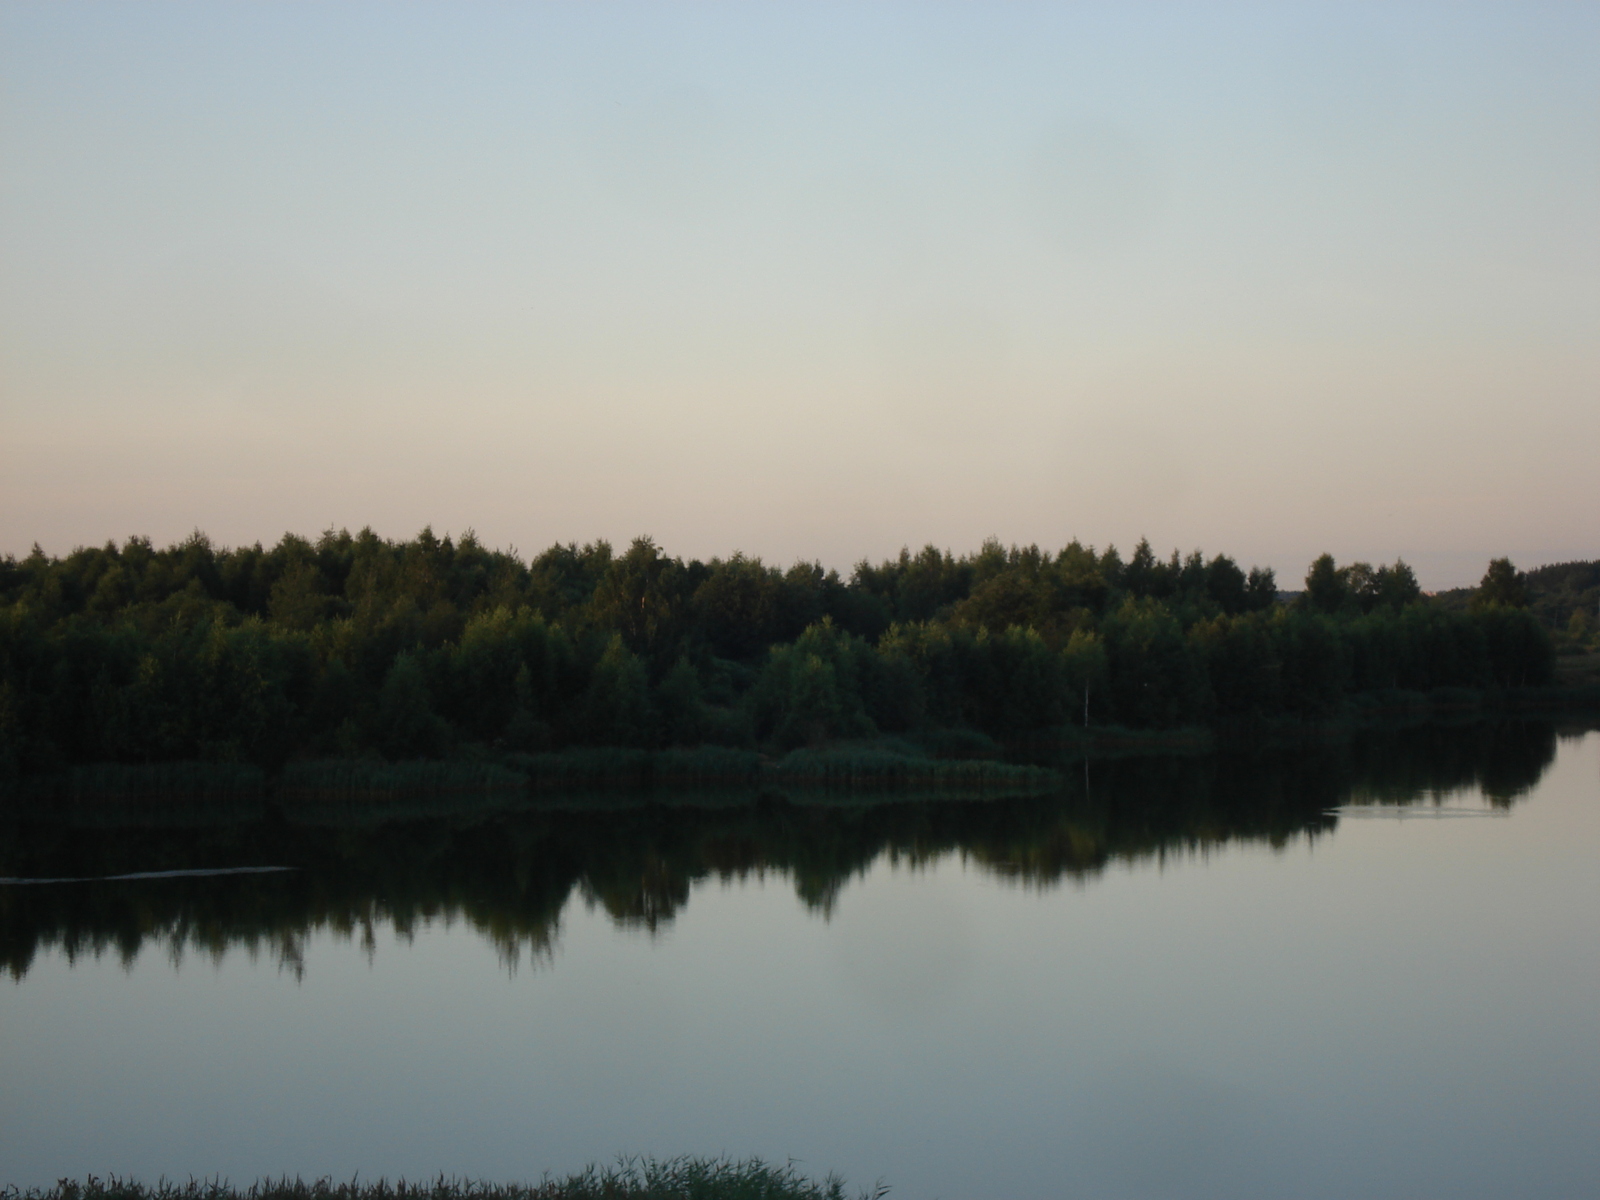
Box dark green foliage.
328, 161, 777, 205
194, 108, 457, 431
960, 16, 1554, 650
1102, 599, 1210, 726
1366, 560, 1422, 611
852, 543, 972, 624
579, 636, 654, 747
655, 657, 709, 745
1302, 555, 1421, 617
509, 747, 656, 790
0, 531, 1566, 784
443, 608, 572, 743
376, 654, 451, 759
3, 1161, 877, 1200
652, 745, 765, 786
1477, 605, 1555, 687
1191, 613, 1279, 718
1244, 566, 1278, 610
587, 537, 693, 663
12, 761, 267, 806
1303, 554, 1348, 614
1524, 560, 1599, 646
491, 743, 1049, 795
750, 620, 878, 748
278, 759, 526, 801
1474, 557, 1528, 610
1430, 559, 1598, 654
690, 554, 790, 659
769, 744, 1058, 792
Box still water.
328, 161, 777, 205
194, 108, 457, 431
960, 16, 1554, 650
3, 724, 1597, 1199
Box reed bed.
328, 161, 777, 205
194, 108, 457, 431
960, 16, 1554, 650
507, 743, 1055, 796
9, 1159, 884, 1200
275, 759, 527, 803
769, 746, 1057, 792
905, 728, 1002, 759
4, 743, 1057, 813
506, 747, 655, 790
506, 747, 763, 790
651, 746, 764, 786
6, 761, 267, 806
1009, 723, 1215, 759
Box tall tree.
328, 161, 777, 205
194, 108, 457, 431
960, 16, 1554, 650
1474, 558, 1528, 609
1304, 554, 1349, 614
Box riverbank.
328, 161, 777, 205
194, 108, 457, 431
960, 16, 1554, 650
2, 741, 1062, 811
6, 686, 1597, 812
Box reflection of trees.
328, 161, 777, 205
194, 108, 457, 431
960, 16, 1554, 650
0, 721, 1564, 980
1333, 718, 1559, 807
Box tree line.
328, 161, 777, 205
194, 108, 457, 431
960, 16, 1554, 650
1432, 558, 1600, 651
0, 529, 1557, 778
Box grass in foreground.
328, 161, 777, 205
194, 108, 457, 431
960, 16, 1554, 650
6, 1160, 888, 1200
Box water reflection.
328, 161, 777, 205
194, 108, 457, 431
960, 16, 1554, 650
0, 720, 1569, 982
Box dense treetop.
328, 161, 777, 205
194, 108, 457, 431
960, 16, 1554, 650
0, 528, 1282, 649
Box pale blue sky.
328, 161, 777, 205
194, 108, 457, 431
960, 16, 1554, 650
2, 2, 1595, 586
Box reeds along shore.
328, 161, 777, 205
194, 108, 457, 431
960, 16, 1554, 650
4, 1159, 886, 1200
0, 530, 1577, 783
6, 742, 1063, 809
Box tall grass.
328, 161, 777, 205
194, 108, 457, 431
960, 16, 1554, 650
506, 743, 1055, 797
276, 759, 526, 803
905, 728, 1001, 759
770, 746, 1057, 793
7, 1159, 885, 1200
505, 747, 762, 791
1, 743, 1055, 812
652, 746, 764, 786
505, 748, 654, 790
1009, 723, 1215, 759
6, 762, 266, 806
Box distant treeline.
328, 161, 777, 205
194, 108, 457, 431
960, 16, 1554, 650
1433, 558, 1600, 647
0, 529, 1562, 779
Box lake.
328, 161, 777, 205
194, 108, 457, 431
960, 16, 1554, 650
3, 721, 1597, 1199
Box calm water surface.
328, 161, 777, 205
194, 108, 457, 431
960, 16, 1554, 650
3, 724, 1597, 1199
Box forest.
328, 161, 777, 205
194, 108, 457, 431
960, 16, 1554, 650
0, 529, 1575, 783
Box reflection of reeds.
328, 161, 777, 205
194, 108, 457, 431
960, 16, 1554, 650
23, 1158, 879, 1200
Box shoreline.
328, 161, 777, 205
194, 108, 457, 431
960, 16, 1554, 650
4, 690, 1597, 814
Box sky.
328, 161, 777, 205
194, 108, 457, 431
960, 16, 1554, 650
1, 2, 1595, 589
